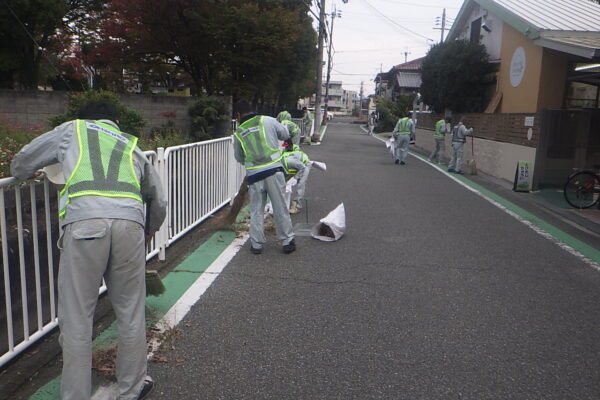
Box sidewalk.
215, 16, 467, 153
369, 127, 600, 243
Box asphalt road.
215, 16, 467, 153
147, 122, 600, 400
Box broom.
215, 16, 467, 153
212, 177, 249, 229
145, 202, 166, 296
467, 135, 478, 175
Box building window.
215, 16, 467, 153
470, 17, 482, 43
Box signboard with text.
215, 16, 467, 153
513, 161, 531, 192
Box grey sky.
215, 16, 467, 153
314, 0, 465, 96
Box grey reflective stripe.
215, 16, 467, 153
69, 180, 140, 193
87, 129, 106, 182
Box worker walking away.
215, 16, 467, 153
281, 142, 311, 214
368, 111, 378, 135
233, 100, 296, 254
447, 116, 474, 175
429, 116, 451, 164
10, 101, 166, 400
391, 111, 415, 165
277, 111, 301, 145
302, 106, 313, 145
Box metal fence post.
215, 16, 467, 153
156, 147, 167, 261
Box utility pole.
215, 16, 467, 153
434, 8, 447, 43
358, 81, 364, 120
313, 0, 326, 141
403, 51, 410, 63
323, 6, 341, 126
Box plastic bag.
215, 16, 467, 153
311, 203, 345, 242
386, 138, 396, 156
310, 161, 327, 171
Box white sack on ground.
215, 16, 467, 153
311, 203, 345, 242
310, 161, 327, 171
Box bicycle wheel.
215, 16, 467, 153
564, 171, 600, 209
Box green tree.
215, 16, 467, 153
0, 0, 68, 88
376, 95, 414, 132
104, 0, 316, 104
420, 40, 495, 113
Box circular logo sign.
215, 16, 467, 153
510, 47, 526, 88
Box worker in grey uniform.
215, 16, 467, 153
281, 143, 311, 214
391, 111, 415, 165
233, 100, 295, 254
276, 111, 301, 145
302, 106, 314, 144
10, 101, 166, 400
447, 116, 474, 174
429, 116, 451, 164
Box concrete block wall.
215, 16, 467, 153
0, 90, 231, 138
0, 90, 68, 129
415, 128, 537, 185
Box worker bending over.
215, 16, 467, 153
233, 100, 296, 254
277, 111, 301, 145
281, 142, 311, 214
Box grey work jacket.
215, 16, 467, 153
10, 120, 167, 234
451, 123, 473, 143
233, 115, 290, 178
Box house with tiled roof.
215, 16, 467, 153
374, 57, 424, 101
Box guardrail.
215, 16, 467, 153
0, 139, 245, 368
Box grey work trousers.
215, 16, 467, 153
429, 138, 446, 163
293, 164, 311, 209
393, 134, 410, 162
58, 219, 147, 400
249, 171, 294, 249
448, 142, 465, 172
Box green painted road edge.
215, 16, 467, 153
29, 229, 241, 400
410, 151, 600, 264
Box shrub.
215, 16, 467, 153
0, 115, 45, 178
138, 115, 189, 150
375, 95, 415, 132
49, 90, 145, 137
188, 96, 229, 141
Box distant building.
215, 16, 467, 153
300, 81, 359, 114
374, 58, 423, 101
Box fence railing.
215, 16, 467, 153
0, 137, 245, 368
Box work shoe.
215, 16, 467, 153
455, 170, 464, 175
400, 161, 406, 165
282, 240, 296, 254
250, 246, 262, 255
289, 201, 300, 214
447, 168, 455, 173
137, 377, 154, 400
394, 159, 399, 164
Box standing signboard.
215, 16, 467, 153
513, 161, 531, 192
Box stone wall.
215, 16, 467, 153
0, 90, 232, 137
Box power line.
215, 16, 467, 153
360, 0, 434, 41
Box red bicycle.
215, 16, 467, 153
563, 169, 600, 209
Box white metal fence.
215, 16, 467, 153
0, 138, 245, 368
